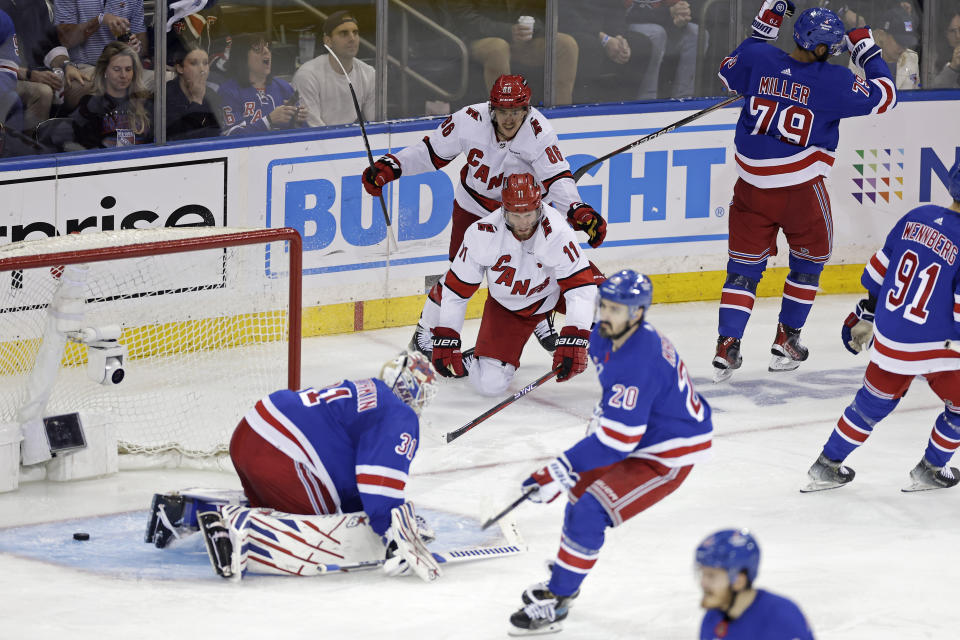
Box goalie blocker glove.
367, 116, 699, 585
522, 455, 579, 504
553, 327, 590, 382
845, 27, 882, 68
362, 155, 401, 197
382, 503, 441, 582
566, 202, 607, 248
431, 326, 467, 378
842, 297, 876, 355
751, 0, 795, 40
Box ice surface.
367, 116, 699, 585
1, 294, 957, 639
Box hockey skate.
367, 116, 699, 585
408, 324, 432, 358
801, 453, 856, 492
508, 582, 578, 636
144, 493, 187, 548
769, 323, 808, 372
712, 336, 742, 383
461, 347, 476, 375
534, 315, 558, 352
198, 509, 236, 579
902, 459, 960, 492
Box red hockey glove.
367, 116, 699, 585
362, 155, 401, 197
751, 0, 795, 40
552, 326, 590, 382
845, 27, 881, 68
431, 327, 467, 378
566, 202, 607, 248
521, 456, 579, 504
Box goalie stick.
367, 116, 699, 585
571, 94, 743, 182
324, 43, 399, 252
443, 369, 559, 443
317, 514, 528, 574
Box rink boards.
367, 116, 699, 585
0, 93, 957, 335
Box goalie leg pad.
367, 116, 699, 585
198, 508, 236, 580
220, 506, 384, 577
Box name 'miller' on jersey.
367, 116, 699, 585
561, 323, 713, 477
240, 377, 419, 535
862, 204, 960, 375
718, 37, 896, 189
389, 102, 580, 217
436, 203, 597, 332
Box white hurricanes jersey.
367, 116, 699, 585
390, 102, 581, 217
436, 203, 597, 332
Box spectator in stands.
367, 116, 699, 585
166, 39, 221, 140
930, 10, 960, 89
69, 40, 152, 148
2, 0, 84, 130
445, 0, 579, 105
54, 0, 148, 108
291, 10, 374, 127
558, 0, 653, 104
874, 6, 920, 89
218, 33, 305, 136
625, 0, 705, 99
1, 7, 22, 134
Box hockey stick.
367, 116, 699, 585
481, 488, 536, 530
443, 369, 560, 443
314, 543, 528, 574
571, 94, 743, 182
324, 43, 399, 252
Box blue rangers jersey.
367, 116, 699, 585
0, 8, 19, 89
718, 37, 896, 188
700, 589, 814, 640
564, 322, 712, 476
219, 76, 296, 136
862, 204, 960, 375
242, 378, 420, 536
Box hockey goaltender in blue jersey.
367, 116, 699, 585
242, 377, 420, 535
718, 36, 896, 188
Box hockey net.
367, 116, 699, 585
0, 227, 301, 466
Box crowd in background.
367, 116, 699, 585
0, 0, 958, 158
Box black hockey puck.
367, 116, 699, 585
73, 532, 90, 541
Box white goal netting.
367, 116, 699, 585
0, 227, 301, 463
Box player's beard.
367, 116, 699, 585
598, 319, 638, 341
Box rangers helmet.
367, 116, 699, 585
793, 7, 845, 56
695, 529, 761, 586
948, 158, 960, 202
598, 270, 653, 318
501, 173, 541, 213
380, 352, 438, 415
490, 74, 532, 109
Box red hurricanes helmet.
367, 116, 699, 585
501, 173, 541, 212
489, 74, 532, 109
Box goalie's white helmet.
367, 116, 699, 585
380, 352, 438, 415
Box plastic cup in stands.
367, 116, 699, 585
299, 31, 316, 66
52, 68, 65, 105
517, 15, 534, 40
116, 129, 135, 146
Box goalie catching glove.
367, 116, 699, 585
522, 455, 579, 504
431, 327, 467, 378
362, 155, 401, 197
566, 202, 606, 248
845, 27, 882, 68
553, 326, 590, 382
842, 297, 875, 355
751, 0, 795, 40
382, 502, 441, 582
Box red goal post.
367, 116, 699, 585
0, 227, 302, 469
